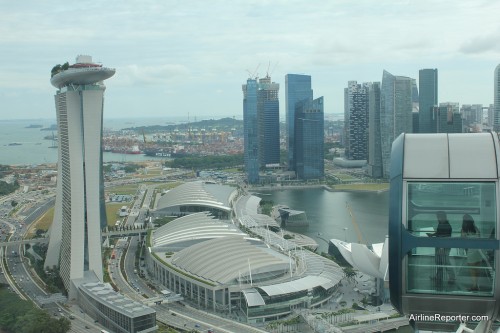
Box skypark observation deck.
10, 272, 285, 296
50, 64, 115, 88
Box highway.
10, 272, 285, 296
0, 189, 106, 333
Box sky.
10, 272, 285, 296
1, 0, 500, 121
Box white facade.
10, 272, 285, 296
45, 55, 114, 299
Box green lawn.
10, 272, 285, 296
106, 203, 128, 226
107, 184, 139, 195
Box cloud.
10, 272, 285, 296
117, 64, 190, 86
459, 31, 500, 55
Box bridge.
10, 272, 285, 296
0, 227, 150, 248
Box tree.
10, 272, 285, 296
343, 266, 356, 283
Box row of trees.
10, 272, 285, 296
0, 284, 70, 333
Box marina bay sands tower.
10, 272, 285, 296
44, 55, 115, 298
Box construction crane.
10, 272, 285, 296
345, 201, 365, 243
265, 61, 279, 78
246, 64, 260, 80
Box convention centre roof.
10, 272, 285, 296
156, 181, 236, 212
169, 236, 291, 285
152, 212, 246, 249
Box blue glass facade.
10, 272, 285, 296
260, 99, 280, 166
285, 74, 313, 172
243, 79, 259, 184
294, 97, 324, 180
258, 76, 280, 167
418, 69, 438, 133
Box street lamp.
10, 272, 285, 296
343, 228, 348, 242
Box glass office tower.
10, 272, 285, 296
242, 79, 260, 184
418, 69, 438, 133
367, 82, 383, 178
258, 76, 280, 167
285, 74, 313, 172
294, 97, 324, 180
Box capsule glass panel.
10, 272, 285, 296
407, 246, 495, 296
406, 182, 496, 238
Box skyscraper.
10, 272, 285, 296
461, 104, 483, 130
242, 75, 280, 183
380, 70, 413, 178
344, 81, 369, 161
295, 97, 324, 180
45, 55, 115, 298
285, 74, 313, 171
418, 69, 438, 133
242, 78, 259, 184
494, 64, 500, 131
258, 76, 280, 167
432, 105, 463, 133
367, 82, 382, 178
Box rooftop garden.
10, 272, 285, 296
50, 62, 69, 77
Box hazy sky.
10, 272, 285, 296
1, 0, 500, 120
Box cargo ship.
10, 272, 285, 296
143, 148, 187, 158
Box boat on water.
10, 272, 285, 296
143, 148, 187, 158
110, 145, 142, 154
25, 124, 43, 129
8, 142, 22, 146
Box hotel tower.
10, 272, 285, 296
44, 55, 115, 298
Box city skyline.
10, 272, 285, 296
1, 1, 500, 120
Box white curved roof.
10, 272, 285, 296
156, 181, 235, 212
152, 212, 246, 248
330, 237, 388, 279
403, 133, 499, 179
170, 236, 291, 285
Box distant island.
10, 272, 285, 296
25, 124, 43, 128
122, 117, 243, 133
41, 124, 58, 131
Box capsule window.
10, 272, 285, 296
406, 182, 496, 239
406, 246, 495, 296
